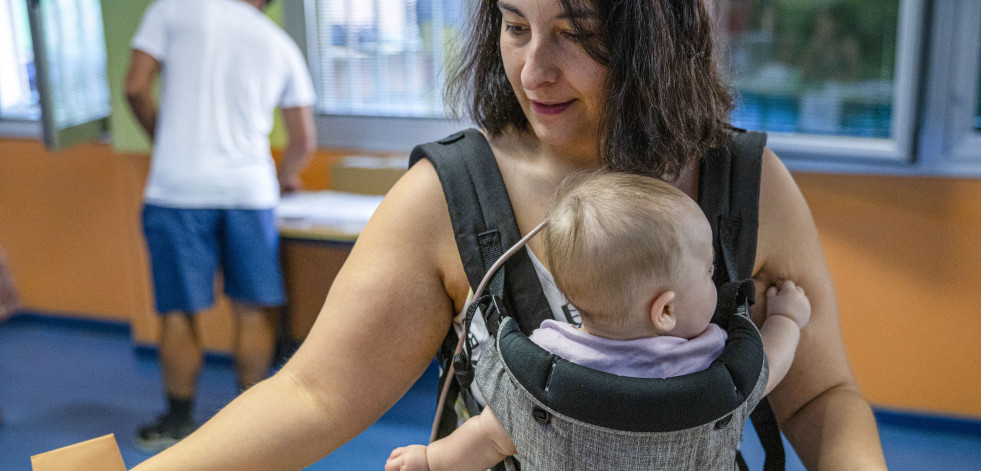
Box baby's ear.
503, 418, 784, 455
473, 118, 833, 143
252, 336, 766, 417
650, 290, 676, 334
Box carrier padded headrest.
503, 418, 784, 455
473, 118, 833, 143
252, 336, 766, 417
497, 315, 764, 432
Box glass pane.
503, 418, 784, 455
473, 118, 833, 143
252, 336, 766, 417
976, 47, 981, 130
311, 0, 463, 118
0, 0, 40, 120
717, 0, 901, 138
35, 0, 111, 130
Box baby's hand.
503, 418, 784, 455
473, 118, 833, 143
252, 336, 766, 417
766, 280, 811, 329
385, 445, 431, 471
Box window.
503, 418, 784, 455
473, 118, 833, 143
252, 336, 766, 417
26, 0, 111, 150
715, 0, 922, 166
293, 0, 468, 150
0, 0, 39, 120
307, 0, 462, 118
918, 0, 981, 173
721, 1, 898, 138
292, 1, 981, 174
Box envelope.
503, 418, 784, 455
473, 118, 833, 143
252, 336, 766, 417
31, 434, 127, 471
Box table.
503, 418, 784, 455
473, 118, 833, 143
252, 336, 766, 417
275, 191, 384, 352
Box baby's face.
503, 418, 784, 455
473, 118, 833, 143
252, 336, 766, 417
667, 212, 718, 339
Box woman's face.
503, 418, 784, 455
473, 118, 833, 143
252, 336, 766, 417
497, 0, 608, 157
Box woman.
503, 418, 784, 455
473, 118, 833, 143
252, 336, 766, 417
134, 0, 886, 469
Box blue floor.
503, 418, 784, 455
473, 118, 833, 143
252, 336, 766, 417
2, 313, 981, 470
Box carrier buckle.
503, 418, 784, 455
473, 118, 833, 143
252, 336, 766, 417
453, 353, 475, 388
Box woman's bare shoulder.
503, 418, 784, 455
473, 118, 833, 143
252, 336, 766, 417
371, 158, 471, 310
752, 147, 857, 424
754, 147, 826, 286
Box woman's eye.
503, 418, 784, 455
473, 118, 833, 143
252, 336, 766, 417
504, 23, 527, 35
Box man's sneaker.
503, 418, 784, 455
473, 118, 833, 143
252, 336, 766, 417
135, 415, 195, 453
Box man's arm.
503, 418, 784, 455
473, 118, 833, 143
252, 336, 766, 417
277, 106, 316, 194
124, 50, 160, 140
754, 149, 887, 469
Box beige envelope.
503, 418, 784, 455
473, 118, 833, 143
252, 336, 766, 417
31, 434, 127, 471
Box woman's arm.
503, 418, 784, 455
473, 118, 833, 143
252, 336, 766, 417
133, 159, 464, 470
753, 149, 887, 469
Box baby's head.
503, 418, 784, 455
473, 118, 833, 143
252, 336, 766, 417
544, 170, 717, 340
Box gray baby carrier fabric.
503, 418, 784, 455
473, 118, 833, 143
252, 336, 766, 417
475, 302, 768, 470
410, 128, 778, 470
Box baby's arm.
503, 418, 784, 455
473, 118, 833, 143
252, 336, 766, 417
385, 406, 516, 471
760, 280, 811, 395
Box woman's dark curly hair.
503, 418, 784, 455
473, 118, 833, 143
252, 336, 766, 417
446, 0, 734, 180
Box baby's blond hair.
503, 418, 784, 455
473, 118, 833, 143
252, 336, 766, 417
544, 170, 705, 333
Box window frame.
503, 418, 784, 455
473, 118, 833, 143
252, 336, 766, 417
26, 0, 111, 150
0, 0, 41, 138
288, 0, 471, 151
5, 0, 975, 177
0, 0, 111, 147
916, 0, 981, 176
0, 117, 42, 138
294, 0, 950, 170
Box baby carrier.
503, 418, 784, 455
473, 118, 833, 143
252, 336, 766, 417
409, 128, 783, 470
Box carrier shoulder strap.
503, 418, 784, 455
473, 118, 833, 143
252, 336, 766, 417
410, 128, 553, 334
699, 128, 765, 301
700, 129, 785, 471
410, 129, 552, 447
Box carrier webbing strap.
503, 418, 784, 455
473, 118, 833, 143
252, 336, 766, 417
409, 129, 553, 334
699, 129, 765, 302
409, 129, 552, 445
752, 399, 786, 471
700, 129, 785, 470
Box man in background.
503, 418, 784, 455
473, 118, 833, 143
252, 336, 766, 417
124, 0, 316, 452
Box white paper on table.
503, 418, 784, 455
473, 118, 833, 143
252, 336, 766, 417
276, 190, 384, 237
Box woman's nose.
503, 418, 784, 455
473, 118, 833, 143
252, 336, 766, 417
521, 37, 560, 91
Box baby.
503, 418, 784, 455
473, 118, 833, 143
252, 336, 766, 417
386, 171, 811, 471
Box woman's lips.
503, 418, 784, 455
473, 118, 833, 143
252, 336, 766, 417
532, 100, 572, 115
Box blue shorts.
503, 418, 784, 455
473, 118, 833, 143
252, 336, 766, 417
142, 204, 285, 314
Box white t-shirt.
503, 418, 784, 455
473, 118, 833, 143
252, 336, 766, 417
132, 0, 316, 209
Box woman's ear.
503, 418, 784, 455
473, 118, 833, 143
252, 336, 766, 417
650, 290, 676, 334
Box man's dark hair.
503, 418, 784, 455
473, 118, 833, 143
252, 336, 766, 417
446, 0, 734, 180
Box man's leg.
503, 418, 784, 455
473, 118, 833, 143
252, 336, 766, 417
136, 311, 203, 452
159, 311, 203, 402
222, 208, 285, 390
231, 301, 277, 389
139, 205, 218, 452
